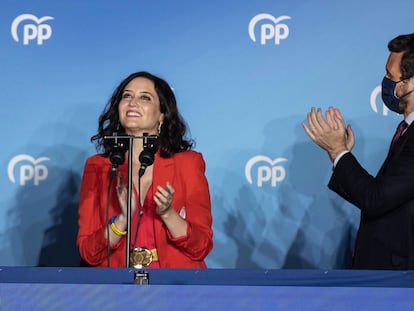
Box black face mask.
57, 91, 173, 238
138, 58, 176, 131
381, 76, 402, 113
382, 76, 414, 114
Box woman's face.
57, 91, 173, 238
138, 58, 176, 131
118, 77, 164, 136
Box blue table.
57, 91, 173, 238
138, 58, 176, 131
1, 268, 414, 310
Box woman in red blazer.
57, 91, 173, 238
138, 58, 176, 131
77, 71, 213, 268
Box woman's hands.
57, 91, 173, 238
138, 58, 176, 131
154, 182, 175, 216
115, 173, 136, 226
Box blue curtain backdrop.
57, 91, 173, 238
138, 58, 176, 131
1, 0, 412, 268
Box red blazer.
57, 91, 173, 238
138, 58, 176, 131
77, 150, 213, 268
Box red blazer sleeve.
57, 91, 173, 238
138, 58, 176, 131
77, 155, 123, 266
179, 151, 213, 260
160, 151, 213, 261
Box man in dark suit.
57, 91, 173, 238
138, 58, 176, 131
303, 33, 414, 270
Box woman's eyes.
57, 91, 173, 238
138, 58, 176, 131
139, 95, 151, 102
121, 93, 152, 102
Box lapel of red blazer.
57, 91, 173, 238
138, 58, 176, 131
153, 152, 175, 188
152, 153, 176, 251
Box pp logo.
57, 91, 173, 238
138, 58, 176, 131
370, 85, 390, 116
248, 13, 291, 45
11, 14, 54, 45
245, 155, 288, 187
7, 154, 50, 186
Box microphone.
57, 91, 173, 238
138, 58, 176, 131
138, 133, 159, 178
138, 150, 155, 177
109, 133, 128, 180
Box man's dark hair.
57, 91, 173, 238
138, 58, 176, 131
388, 33, 414, 80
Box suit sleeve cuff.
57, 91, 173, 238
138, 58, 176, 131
333, 150, 349, 168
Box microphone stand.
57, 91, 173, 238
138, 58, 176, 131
105, 134, 144, 268
126, 135, 133, 268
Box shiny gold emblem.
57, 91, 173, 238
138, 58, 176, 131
130, 247, 153, 268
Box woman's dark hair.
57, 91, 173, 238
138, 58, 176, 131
91, 71, 193, 158
388, 33, 414, 80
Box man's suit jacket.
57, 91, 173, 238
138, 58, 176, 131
77, 150, 213, 268
328, 122, 414, 269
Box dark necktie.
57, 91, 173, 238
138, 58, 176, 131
390, 120, 408, 150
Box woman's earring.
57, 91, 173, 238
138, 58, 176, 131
116, 121, 120, 132
157, 122, 162, 134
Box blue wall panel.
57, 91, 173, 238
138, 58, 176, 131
1, 0, 412, 268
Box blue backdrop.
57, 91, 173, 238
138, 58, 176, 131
1, 0, 412, 268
